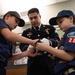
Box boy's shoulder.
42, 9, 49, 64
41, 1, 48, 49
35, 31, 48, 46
0, 18, 8, 28
71, 26, 75, 30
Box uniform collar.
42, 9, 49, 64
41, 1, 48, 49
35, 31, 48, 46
33, 24, 41, 29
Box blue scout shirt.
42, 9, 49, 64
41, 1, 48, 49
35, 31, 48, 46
0, 18, 12, 67
55, 26, 75, 75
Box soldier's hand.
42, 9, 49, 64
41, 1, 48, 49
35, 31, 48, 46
27, 48, 41, 57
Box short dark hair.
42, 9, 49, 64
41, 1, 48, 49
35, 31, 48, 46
27, 8, 40, 15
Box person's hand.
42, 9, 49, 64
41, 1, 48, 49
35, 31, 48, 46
36, 43, 47, 51
26, 48, 41, 57
32, 39, 39, 46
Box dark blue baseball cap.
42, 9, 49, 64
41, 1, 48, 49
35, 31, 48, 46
4, 11, 25, 27
49, 10, 75, 25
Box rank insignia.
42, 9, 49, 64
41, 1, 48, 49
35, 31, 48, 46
45, 28, 50, 34
27, 32, 32, 36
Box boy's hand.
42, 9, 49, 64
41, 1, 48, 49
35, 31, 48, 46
36, 43, 47, 51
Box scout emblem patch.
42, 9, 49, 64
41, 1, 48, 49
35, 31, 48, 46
67, 32, 75, 43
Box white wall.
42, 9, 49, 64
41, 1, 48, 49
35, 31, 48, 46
40, 0, 75, 24
13, 0, 75, 33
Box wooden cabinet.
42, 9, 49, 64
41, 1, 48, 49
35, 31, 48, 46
6, 66, 27, 75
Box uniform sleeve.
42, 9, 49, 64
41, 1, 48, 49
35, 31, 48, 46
0, 19, 8, 28
64, 33, 75, 52
19, 30, 29, 52
48, 26, 60, 47
61, 27, 75, 52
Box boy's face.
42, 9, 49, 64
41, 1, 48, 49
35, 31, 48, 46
28, 12, 41, 27
5, 14, 20, 30
56, 16, 73, 32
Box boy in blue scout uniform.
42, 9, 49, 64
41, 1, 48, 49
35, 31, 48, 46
36, 10, 75, 75
0, 11, 39, 75
19, 8, 60, 75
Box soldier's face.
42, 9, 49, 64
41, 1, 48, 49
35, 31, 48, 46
28, 12, 41, 27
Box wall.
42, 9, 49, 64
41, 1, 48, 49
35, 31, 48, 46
12, 24, 31, 34
13, 0, 75, 33
40, 0, 75, 24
